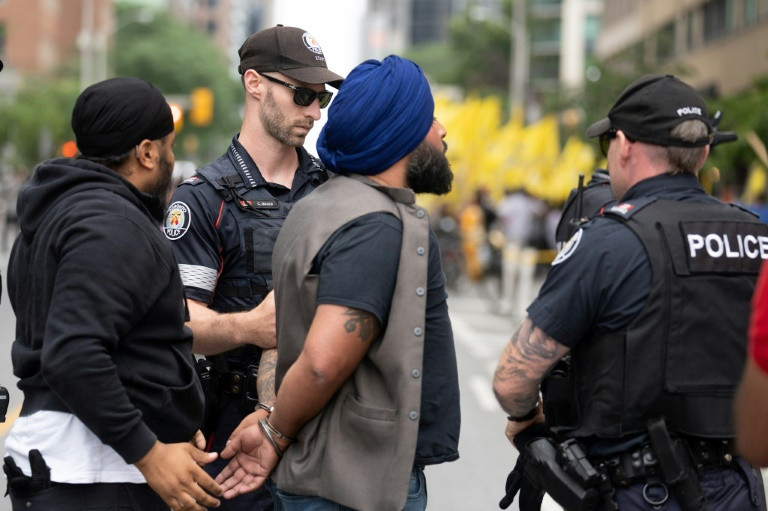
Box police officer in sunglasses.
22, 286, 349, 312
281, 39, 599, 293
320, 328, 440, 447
163, 24, 343, 511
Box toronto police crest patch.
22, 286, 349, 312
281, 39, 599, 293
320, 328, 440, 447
164, 201, 191, 240
552, 228, 583, 266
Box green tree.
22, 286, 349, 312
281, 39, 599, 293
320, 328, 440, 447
708, 75, 768, 193
406, 1, 512, 102
0, 78, 80, 173
114, 4, 243, 163
0, 3, 244, 175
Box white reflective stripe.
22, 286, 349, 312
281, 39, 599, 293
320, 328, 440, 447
179, 264, 218, 292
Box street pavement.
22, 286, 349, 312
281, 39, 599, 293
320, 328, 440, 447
427, 281, 564, 511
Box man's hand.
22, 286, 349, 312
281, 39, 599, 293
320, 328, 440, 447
189, 430, 207, 452
243, 291, 276, 349
216, 422, 281, 499
505, 404, 545, 447
227, 408, 269, 447
499, 421, 549, 509
134, 440, 222, 510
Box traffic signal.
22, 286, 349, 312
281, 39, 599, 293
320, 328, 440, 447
190, 87, 214, 127
61, 140, 78, 158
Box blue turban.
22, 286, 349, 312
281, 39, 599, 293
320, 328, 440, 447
317, 55, 434, 175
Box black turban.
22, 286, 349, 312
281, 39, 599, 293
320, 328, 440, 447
72, 77, 174, 158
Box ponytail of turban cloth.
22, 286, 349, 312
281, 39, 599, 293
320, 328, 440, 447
317, 55, 434, 176
71, 77, 174, 158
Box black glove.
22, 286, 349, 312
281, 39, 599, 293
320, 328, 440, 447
3, 449, 53, 496
499, 422, 549, 510
499, 454, 545, 510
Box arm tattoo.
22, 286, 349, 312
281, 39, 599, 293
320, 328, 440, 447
341, 308, 379, 343
510, 320, 562, 364
493, 318, 569, 415
257, 348, 278, 405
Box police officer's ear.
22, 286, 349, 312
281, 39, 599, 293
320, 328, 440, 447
694, 144, 710, 173
242, 69, 263, 98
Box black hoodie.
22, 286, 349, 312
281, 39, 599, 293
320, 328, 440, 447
8, 158, 203, 465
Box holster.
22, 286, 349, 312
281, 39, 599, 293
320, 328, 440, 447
524, 437, 602, 511
196, 355, 260, 438
647, 417, 706, 511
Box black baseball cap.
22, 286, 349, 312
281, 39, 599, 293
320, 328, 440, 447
238, 24, 344, 88
586, 74, 713, 147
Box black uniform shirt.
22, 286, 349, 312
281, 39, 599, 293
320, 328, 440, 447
166, 134, 325, 305
529, 173, 718, 348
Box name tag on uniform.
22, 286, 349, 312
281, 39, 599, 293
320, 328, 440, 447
682, 221, 768, 273
238, 198, 279, 210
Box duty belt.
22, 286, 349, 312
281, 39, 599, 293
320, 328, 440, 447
598, 444, 661, 487
598, 437, 737, 486
683, 437, 736, 472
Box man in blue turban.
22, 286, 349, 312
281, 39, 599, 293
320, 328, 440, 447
215, 55, 460, 511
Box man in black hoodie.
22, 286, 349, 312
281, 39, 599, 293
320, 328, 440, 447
2, 77, 222, 511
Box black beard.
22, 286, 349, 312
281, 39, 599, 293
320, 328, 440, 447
405, 141, 453, 195
146, 154, 174, 207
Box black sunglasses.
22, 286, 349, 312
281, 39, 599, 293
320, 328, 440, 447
261, 74, 333, 108
599, 129, 617, 157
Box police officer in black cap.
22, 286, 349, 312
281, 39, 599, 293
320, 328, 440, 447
555, 111, 737, 251
493, 75, 768, 511
163, 25, 343, 511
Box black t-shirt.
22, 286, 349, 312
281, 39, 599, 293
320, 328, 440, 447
312, 212, 460, 465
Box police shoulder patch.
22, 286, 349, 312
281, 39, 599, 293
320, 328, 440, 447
181, 175, 204, 186
552, 228, 583, 266
164, 201, 192, 240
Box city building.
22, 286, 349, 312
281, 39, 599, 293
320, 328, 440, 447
596, 0, 768, 97
0, 0, 113, 85
167, 0, 269, 75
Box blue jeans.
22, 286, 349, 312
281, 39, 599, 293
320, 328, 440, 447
268, 466, 428, 511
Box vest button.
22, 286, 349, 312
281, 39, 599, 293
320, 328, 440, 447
416, 287, 425, 296
413, 327, 423, 336
417, 246, 425, 255
409, 411, 419, 420
411, 369, 420, 378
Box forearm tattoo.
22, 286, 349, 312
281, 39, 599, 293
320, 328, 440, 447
494, 318, 568, 414
342, 308, 379, 343
257, 349, 278, 405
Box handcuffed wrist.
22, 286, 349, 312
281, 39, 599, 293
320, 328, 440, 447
255, 402, 274, 414
258, 418, 285, 459
264, 416, 294, 442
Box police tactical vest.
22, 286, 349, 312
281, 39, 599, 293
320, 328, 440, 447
544, 197, 768, 439
194, 149, 327, 315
